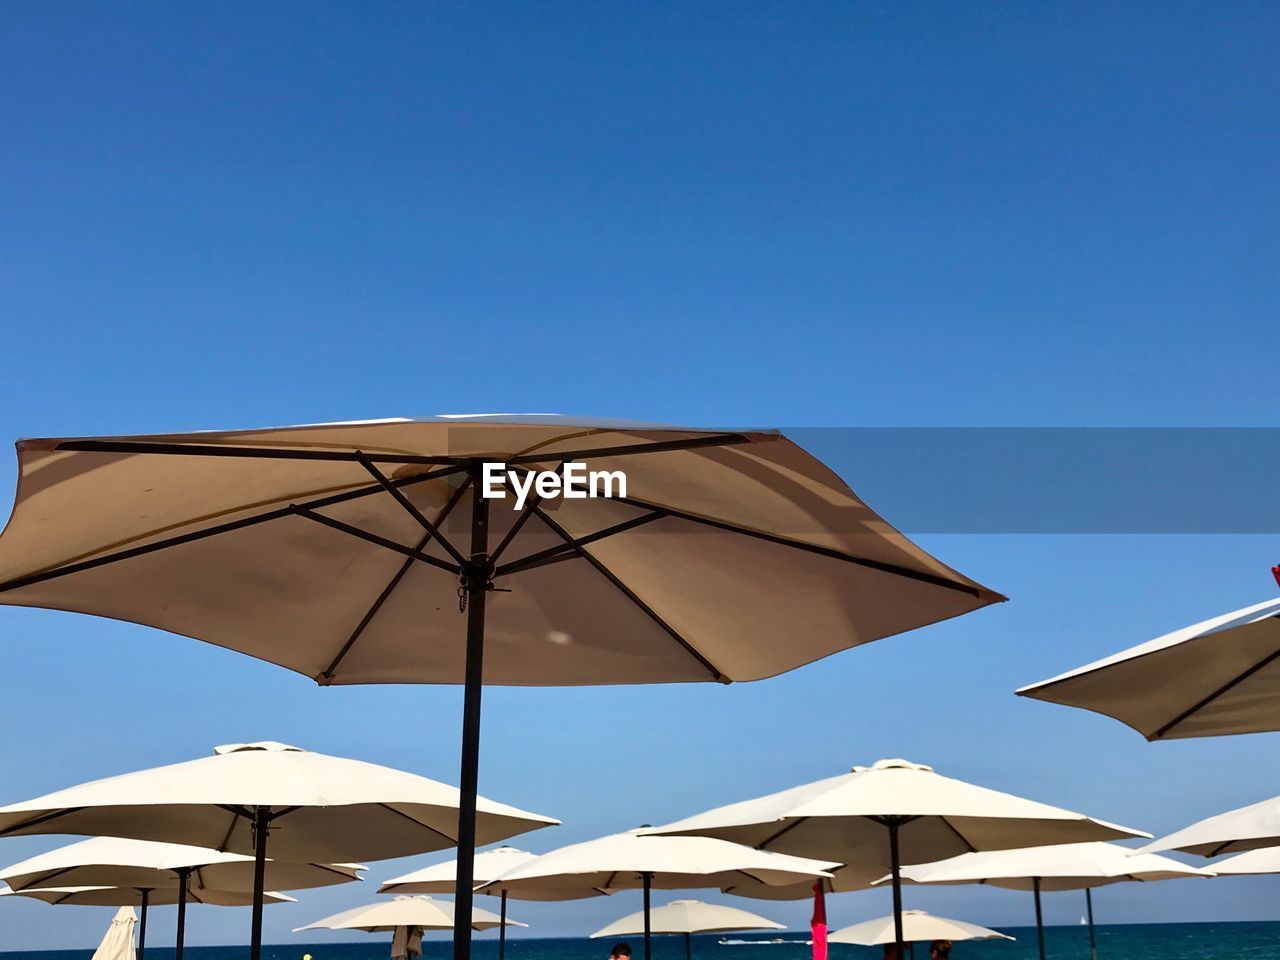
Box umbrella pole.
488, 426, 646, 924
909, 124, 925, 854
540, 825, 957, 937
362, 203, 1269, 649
138, 889, 150, 960
642, 872, 653, 960
175, 868, 189, 960
1085, 887, 1097, 960
250, 807, 270, 960
685, 931, 691, 960
499, 890, 508, 960
888, 820, 905, 957
1032, 877, 1045, 960
452, 475, 490, 960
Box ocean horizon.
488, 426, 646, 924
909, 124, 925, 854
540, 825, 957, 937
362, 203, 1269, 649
5, 922, 1278, 960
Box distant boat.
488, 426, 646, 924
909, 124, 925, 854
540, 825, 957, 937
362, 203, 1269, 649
1080, 916, 1087, 925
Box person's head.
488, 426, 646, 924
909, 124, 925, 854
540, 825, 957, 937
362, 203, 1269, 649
609, 944, 632, 960
881, 946, 901, 960
930, 940, 953, 959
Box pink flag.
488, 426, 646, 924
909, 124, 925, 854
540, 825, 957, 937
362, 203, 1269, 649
810, 881, 828, 960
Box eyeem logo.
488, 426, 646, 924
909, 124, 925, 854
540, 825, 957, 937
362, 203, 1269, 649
481, 462, 627, 510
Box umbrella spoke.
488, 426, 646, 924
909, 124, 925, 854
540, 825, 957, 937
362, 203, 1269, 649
486, 461, 570, 565
530, 505, 727, 683
376, 803, 458, 845
937, 817, 979, 853
318, 478, 473, 682
0, 806, 86, 839
609, 495, 983, 596
55, 439, 464, 466
215, 808, 242, 853
1154, 644, 1280, 739
291, 507, 462, 575
356, 453, 468, 567
494, 511, 669, 578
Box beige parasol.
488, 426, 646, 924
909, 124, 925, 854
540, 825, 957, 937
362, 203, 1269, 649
0, 415, 1001, 960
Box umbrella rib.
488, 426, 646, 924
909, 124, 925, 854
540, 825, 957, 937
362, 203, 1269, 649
318, 478, 473, 683
0, 465, 465, 594
54, 439, 465, 466
315, 530, 431, 680
608, 496, 985, 597
487, 460, 569, 566
937, 817, 978, 853
356, 453, 468, 567
0, 806, 86, 839
530, 505, 728, 683
756, 818, 807, 849
22, 866, 75, 888
291, 507, 462, 575
215, 807, 241, 853
494, 511, 669, 578
376, 803, 458, 845
1153, 639, 1280, 739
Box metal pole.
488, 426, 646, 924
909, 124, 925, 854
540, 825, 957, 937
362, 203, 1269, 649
643, 872, 653, 960
1033, 877, 1045, 960
137, 889, 150, 960
452, 470, 490, 960
250, 807, 270, 960
175, 868, 190, 960
499, 890, 508, 960
888, 821, 905, 957
1086, 887, 1097, 960
685, 931, 692, 960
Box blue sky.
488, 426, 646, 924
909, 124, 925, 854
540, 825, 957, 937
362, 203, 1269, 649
1, 0, 1278, 950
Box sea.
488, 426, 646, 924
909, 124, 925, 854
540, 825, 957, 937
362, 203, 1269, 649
3, 925, 1278, 960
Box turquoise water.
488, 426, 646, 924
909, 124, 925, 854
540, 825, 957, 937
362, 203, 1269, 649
5, 925, 1279, 960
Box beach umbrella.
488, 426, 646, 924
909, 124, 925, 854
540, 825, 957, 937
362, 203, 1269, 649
91, 906, 137, 960
478, 828, 835, 960
1018, 597, 1280, 740
295, 894, 522, 932
590, 898, 784, 960
0, 741, 556, 960
1142, 792, 1280, 857
887, 841, 1211, 960
0, 836, 364, 960
1, 883, 294, 960
0, 416, 1001, 960
380, 846, 536, 960
646, 758, 1147, 958
828, 909, 1013, 947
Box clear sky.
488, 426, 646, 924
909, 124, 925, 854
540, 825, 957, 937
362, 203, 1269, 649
1, 0, 1278, 950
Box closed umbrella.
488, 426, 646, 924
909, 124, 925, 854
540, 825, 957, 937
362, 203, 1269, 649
0, 415, 1002, 960
380, 846, 536, 960
479, 828, 835, 960
828, 910, 1013, 946
0, 836, 364, 960
1018, 597, 1280, 740
888, 841, 1210, 960
0, 741, 555, 960
91, 906, 137, 960
646, 758, 1146, 957
590, 898, 784, 960
1, 883, 294, 960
